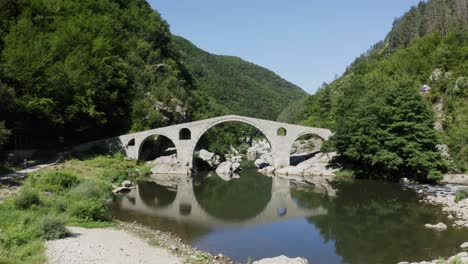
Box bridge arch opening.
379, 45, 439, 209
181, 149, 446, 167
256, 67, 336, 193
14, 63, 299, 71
138, 134, 177, 162
289, 133, 324, 166
179, 128, 191, 140
277, 127, 287, 136
127, 138, 135, 146
192, 121, 272, 171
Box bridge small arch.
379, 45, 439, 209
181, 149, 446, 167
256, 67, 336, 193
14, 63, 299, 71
277, 127, 287, 136
137, 134, 177, 161
127, 138, 135, 147
289, 133, 324, 166
179, 128, 191, 140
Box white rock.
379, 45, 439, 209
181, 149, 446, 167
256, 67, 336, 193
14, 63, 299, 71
197, 149, 221, 167
424, 222, 447, 231
253, 255, 308, 264
112, 186, 132, 194
121, 180, 133, 187
215, 161, 241, 180
461, 242, 468, 249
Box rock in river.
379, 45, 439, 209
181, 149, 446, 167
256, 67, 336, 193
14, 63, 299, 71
424, 222, 447, 231
253, 255, 308, 264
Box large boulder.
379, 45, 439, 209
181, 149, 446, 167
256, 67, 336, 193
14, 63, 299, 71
148, 154, 188, 174
274, 152, 339, 177
197, 149, 221, 167
253, 255, 308, 264
247, 139, 271, 161
215, 161, 241, 181
216, 161, 241, 174
291, 138, 322, 154
254, 153, 273, 169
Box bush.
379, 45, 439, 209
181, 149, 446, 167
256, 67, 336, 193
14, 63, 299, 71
427, 170, 443, 181
455, 188, 468, 203
38, 171, 80, 192
68, 180, 112, 201
37, 215, 68, 240
102, 169, 127, 185
14, 188, 40, 209
67, 199, 108, 222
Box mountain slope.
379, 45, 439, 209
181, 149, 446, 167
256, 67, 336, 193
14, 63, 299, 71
0, 0, 305, 147
173, 36, 307, 120
279, 0, 468, 179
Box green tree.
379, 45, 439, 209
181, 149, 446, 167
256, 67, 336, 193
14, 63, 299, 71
0, 121, 11, 146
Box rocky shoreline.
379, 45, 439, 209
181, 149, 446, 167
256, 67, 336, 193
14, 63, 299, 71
399, 175, 468, 264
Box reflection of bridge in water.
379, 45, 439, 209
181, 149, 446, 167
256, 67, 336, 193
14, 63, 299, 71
117, 176, 327, 227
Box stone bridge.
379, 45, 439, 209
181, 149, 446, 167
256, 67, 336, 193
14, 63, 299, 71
116, 176, 327, 228
74, 115, 332, 172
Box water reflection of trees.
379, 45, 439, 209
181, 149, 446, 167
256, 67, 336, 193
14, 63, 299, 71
290, 182, 329, 209
193, 170, 272, 221
307, 181, 468, 264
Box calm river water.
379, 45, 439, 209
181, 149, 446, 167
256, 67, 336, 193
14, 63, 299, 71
110, 169, 468, 264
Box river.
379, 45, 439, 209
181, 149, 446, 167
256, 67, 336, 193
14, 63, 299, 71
110, 168, 468, 264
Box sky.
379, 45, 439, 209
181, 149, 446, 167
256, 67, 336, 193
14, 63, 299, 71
148, 0, 421, 94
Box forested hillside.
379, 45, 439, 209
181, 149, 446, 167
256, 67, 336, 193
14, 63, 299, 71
0, 0, 305, 148
173, 36, 306, 120
279, 0, 468, 180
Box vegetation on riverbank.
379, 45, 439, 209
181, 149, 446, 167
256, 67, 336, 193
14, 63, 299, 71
280, 0, 467, 181
0, 153, 149, 264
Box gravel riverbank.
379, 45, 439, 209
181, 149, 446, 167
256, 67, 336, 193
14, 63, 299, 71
46, 223, 236, 264
399, 177, 468, 264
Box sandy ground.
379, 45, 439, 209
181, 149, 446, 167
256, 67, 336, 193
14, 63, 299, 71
46, 227, 182, 264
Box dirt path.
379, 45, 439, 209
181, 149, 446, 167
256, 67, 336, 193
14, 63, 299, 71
46, 226, 182, 264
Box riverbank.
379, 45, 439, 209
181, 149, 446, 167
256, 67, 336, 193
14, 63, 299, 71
0, 153, 244, 264
399, 175, 468, 264
45, 223, 235, 264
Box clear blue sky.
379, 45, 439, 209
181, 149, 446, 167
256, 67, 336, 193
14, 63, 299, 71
148, 0, 421, 94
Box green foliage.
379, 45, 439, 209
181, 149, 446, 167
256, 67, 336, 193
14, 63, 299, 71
0, 0, 304, 147
0, 0, 204, 144
281, 1, 467, 180
455, 188, 468, 203
37, 171, 80, 193
0, 120, 11, 145
37, 215, 68, 240
14, 188, 40, 209
0, 153, 148, 263
67, 199, 108, 222
173, 36, 306, 120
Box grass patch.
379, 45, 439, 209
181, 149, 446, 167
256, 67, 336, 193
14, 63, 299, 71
0, 153, 150, 263
455, 188, 468, 203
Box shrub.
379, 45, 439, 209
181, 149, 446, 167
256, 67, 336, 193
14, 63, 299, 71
102, 169, 127, 185
38, 171, 80, 192
67, 199, 108, 222
14, 188, 40, 209
427, 170, 443, 181
68, 180, 112, 201
37, 215, 68, 240
455, 188, 468, 203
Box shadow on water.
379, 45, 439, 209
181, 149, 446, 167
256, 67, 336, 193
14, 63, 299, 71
110, 170, 468, 264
